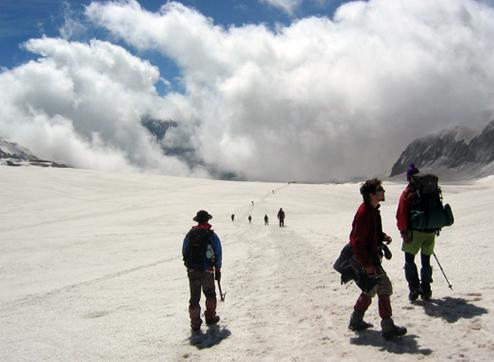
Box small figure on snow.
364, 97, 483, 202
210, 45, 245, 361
277, 208, 285, 227
248, 215, 252, 223
264, 214, 269, 225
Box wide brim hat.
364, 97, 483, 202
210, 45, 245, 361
193, 210, 212, 223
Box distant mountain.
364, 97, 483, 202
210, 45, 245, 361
390, 120, 494, 179
141, 117, 178, 141
141, 117, 241, 180
0, 138, 68, 168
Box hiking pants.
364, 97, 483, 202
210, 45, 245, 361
188, 269, 217, 304
354, 267, 393, 319
187, 270, 217, 327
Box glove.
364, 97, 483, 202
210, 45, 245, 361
382, 244, 392, 260
401, 231, 411, 244
215, 269, 221, 281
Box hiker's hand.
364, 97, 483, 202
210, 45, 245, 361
401, 231, 411, 244
215, 269, 221, 281
365, 266, 376, 275
383, 234, 392, 244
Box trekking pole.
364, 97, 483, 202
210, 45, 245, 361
433, 252, 453, 290
217, 280, 226, 302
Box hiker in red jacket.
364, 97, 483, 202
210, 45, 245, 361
396, 164, 435, 301
348, 178, 407, 340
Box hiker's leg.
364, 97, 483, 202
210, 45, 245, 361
376, 272, 406, 339
202, 271, 219, 323
420, 233, 435, 300
349, 292, 373, 330
188, 270, 203, 330
376, 272, 393, 319
420, 253, 433, 299
404, 252, 420, 300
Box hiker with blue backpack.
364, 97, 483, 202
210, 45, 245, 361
182, 210, 223, 331
396, 164, 454, 301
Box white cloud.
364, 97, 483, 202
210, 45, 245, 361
0, 37, 202, 176
259, 0, 303, 15
83, 0, 494, 181
3, 0, 494, 182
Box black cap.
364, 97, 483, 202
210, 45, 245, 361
193, 210, 212, 223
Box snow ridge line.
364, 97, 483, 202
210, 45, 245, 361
0, 257, 176, 313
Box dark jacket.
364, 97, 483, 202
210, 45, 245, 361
350, 202, 385, 268
182, 223, 222, 271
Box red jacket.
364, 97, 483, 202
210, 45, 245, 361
350, 202, 385, 268
396, 186, 413, 232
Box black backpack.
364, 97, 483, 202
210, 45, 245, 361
409, 174, 454, 232
183, 228, 214, 270
333, 243, 380, 293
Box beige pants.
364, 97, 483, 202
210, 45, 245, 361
366, 268, 393, 297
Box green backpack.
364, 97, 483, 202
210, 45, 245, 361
409, 174, 454, 232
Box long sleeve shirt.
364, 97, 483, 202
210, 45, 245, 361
182, 223, 222, 270
349, 202, 385, 268
396, 186, 413, 233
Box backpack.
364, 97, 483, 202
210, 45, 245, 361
408, 174, 454, 232
333, 243, 379, 293
183, 228, 215, 270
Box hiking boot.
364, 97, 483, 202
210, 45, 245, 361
348, 311, 373, 331
420, 287, 432, 301
205, 315, 220, 325
408, 286, 422, 302
381, 318, 407, 340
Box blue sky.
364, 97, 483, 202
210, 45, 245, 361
0, 0, 350, 91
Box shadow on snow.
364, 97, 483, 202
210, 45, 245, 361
350, 331, 433, 355
188, 325, 231, 349
413, 296, 488, 323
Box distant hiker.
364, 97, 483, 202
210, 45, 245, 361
182, 210, 222, 331
348, 178, 407, 340
231, 214, 235, 222
264, 214, 269, 225
251, 201, 254, 205
248, 215, 252, 223
396, 164, 454, 301
277, 208, 285, 227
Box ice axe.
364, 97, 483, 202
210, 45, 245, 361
217, 280, 226, 302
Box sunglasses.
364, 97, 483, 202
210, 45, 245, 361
375, 187, 385, 192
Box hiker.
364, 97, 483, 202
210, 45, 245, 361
248, 215, 252, 223
264, 214, 269, 225
277, 208, 285, 227
396, 164, 448, 301
182, 210, 222, 331
231, 214, 235, 222
348, 178, 407, 340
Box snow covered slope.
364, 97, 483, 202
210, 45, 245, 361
0, 167, 493, 361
